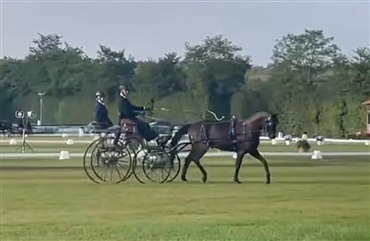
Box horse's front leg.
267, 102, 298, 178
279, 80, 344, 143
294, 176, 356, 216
234, 152, 245, 184
249, 149, 271, 184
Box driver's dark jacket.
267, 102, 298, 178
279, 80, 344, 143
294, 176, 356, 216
118, 95, 144, 120
95, 101, 113, 127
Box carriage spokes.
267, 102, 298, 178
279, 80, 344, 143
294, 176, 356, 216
83, 136, 133, 184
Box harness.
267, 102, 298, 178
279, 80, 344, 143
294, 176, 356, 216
200, 124, 210, 148
229, 116, 238, 151
229, 116, 237, 143
193, 116, 252, 150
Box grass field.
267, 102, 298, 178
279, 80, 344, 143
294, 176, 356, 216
1, 155, 369, 241
1, 141, 370, 153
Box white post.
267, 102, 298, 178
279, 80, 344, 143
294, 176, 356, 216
38, 92, 45, 125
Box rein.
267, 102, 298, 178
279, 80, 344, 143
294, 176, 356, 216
153, 107, 225, 122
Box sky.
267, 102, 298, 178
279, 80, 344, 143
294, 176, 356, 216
1, 0, 369, 66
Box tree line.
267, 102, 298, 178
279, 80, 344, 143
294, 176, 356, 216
0, 29, 369, 138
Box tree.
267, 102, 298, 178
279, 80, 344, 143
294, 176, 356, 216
272, 29, 340, 86
183, 35, 251, 118
96, 45, 137, 100
270, 29, 343, 134
25, 34, 90, 98
0, 31, 368, 136
132, 52, 186, 101
349, 47, 370, 99
29, 33, 63, 56
0, 58, 26, 118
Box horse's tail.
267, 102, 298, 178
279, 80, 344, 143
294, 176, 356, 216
170, 124, 191, 149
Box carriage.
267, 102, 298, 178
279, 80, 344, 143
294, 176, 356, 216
82, 109, 217, 184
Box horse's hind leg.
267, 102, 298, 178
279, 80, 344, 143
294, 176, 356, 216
181, 143, 208, 183
181, 153, 192, 182
193, 159, 208, 183
249, 149, 271, 184
234, 151, 246, 184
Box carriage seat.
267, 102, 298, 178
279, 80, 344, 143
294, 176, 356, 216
120, 119, 138, 134
88, 121, 120, 134
88, 121, 105, 134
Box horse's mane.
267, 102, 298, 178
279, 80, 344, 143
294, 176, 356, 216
243, 112, 270, 125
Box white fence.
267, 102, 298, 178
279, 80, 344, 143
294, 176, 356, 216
260, 136, 370, 144
1, 134, 369, 145
1, 151, 369, 159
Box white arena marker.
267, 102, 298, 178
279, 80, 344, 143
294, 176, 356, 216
62, 133, 68, 138
271, 139, 277, 145
311, 150, 323, 160
66, 139, 74, 145
9, 139, 17, 145
285, 140, 291, 145
365, 140, 369, 146
59, 151, 70, 160
232, 153, 237, 159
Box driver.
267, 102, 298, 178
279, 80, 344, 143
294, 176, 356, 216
117, 84, 161, 145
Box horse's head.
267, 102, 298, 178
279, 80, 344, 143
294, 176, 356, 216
265, 113, 278, 139
243, 112, 278, 139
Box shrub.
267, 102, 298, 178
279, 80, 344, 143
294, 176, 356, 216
296, 139, 311, 152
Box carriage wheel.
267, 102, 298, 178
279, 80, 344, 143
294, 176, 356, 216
83, 138, 102, 184
141, 150, 172, 183
111, 135, 143, 182
90, 137, 133, 184
124, 135, 149, 184
166, 153, 181, 183
87, 136, 133, 184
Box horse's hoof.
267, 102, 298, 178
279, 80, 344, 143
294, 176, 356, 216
202, 176, 207, 183
266, 175, 271, 184
234, 179, 242, 184
181, 176, 187, 182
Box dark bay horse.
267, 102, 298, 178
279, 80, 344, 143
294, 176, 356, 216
170, 112, 278, 184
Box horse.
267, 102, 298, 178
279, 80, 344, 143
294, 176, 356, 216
169, 112, 278, 184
